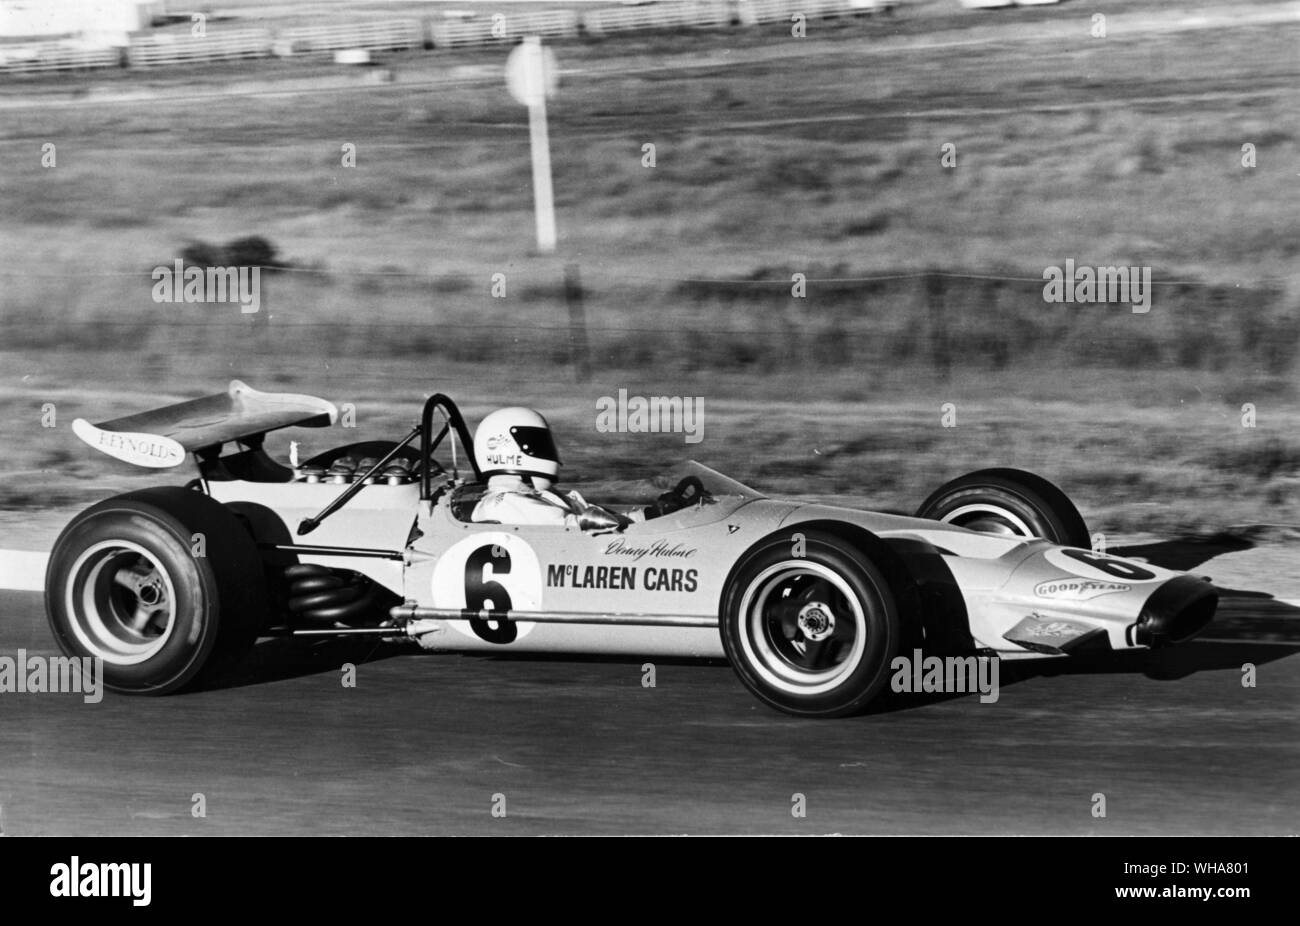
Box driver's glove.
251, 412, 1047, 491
644, 489, 688, 520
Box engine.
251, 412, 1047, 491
293, 454, 416, 486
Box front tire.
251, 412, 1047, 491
914, 468, 1089, 547
720, 531, 901, 718
45, 487, 265, 694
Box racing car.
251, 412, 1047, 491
47, 381, 1218, 717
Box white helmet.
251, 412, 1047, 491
474, 407, 561, 488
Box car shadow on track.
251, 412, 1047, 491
210, 636, 409, 691
211, 635, 732, 691
1110, 533, 1256, 572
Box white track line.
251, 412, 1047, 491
0, 551, 49, 592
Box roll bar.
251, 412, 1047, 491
421, 393, 480, 499
295, 394, 477, 535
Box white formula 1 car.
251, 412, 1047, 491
47, 381, 1217, 716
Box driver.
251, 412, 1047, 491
469, 407, 696, 529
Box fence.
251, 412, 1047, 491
499, 10, 582, 43
277, 19, 423, 56
2, 1, 904, 75
126, 30, 272, 69
738, 0, 897, 23
428, 10, 580, 49
583, 0, 731, 35
0, 42, 121, 74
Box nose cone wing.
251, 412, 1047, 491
996, 546, 1217, 652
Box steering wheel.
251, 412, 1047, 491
673, 476, 710, 503
651, 475, 712, 518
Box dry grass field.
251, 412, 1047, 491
0, 0, 1297, 534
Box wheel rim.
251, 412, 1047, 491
736, 561, 867, 696
940, 503, 1036, 538
64, 540, 178, 666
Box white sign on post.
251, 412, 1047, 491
506, 37, 559, 255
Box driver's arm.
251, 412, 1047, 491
475, 491, 578, 527
553, 489, 633, 531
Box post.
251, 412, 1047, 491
523, 37, 556, 254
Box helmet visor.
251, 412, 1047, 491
510, 425, 561, 464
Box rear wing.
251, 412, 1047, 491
72, 380, 338, 469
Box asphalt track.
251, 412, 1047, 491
1, 537, 1296, 835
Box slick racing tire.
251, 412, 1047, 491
721, 531, 900, 718
45, 487, 265, 695
915, 468, 1089, 547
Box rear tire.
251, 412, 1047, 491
720, 531, 900, 718
914, 468, 1089, 547
45, 487, 265, 694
